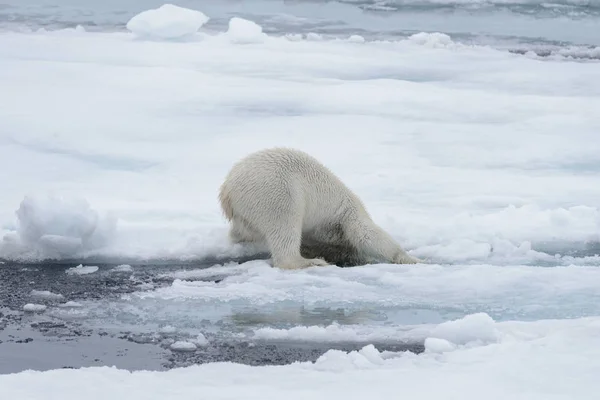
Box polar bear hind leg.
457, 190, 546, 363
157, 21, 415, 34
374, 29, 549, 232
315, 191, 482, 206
228, 217, 261, 244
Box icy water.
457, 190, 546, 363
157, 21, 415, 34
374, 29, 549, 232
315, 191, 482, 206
2, 0, 600, 53
0, 260, 423, 373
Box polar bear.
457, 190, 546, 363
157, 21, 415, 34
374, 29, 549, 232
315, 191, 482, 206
218, 148, 420, 269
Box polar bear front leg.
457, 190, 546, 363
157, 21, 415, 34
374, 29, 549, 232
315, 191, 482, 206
266, 228, 329, 270
263, 211, 328, 270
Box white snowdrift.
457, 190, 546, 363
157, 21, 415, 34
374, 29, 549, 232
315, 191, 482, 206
0, 195, 116, 261
126, 4, 209, 40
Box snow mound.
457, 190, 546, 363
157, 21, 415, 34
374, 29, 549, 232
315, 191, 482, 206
226, 17, 267, 44
313, 345, 385, 371
408, 32, 455, 48
347, 35, 365, 43
428, 313, 500, 346
23, 303, 47, 312
126, 4, 209, 40
170, 341, 197, 352
65, 264, 99, 275
30, 290, 64, 301
0, 195, 116, 261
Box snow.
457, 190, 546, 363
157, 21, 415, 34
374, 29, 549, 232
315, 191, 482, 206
65, 264, 99, 275
170, 341, 197, 352
30, 290, 64, 301
23, 303, 47, 312
226, 17, 267, 44
126, 4, 209, 40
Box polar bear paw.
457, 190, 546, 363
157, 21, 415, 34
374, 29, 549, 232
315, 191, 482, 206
393, 252, 422, 264
275, 257, 329, 270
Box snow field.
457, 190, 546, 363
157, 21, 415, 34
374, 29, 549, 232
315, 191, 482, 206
0, 19, 599, 265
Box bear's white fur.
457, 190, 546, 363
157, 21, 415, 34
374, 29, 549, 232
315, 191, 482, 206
219, 148, 419, 269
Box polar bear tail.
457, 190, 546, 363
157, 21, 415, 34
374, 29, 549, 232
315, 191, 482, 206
218, 184, 234, 221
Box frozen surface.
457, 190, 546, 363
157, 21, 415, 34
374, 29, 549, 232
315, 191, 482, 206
126, 4, 209, 40
0, 26, 599, 265
65, 265, 99, 275
1, 315, 600, 399
0, 5, 599, 393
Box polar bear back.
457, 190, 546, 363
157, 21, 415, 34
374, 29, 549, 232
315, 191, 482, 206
219, 148, 368, 231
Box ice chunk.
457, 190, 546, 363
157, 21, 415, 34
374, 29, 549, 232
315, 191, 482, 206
306, 32, 322, 41
285, 33, 303, 42
253, 323, 428, 343
408, 32, 455, 48
159, 325, 177, 334
313, 345, 384, 371
424, 337, 457, 353
170, 341, 197, 352
58, 301, 83, 308
23, 303, 47, 312
1, 195, 116, 261
193, 333, 209, 347
65, 264, 99, 275
226, 17, 267, 44
30, 290, 64, 301
127, 4, 209, 40
348, 35, 365, 43
428, 313, 500, 346
112, 264, 133, 273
